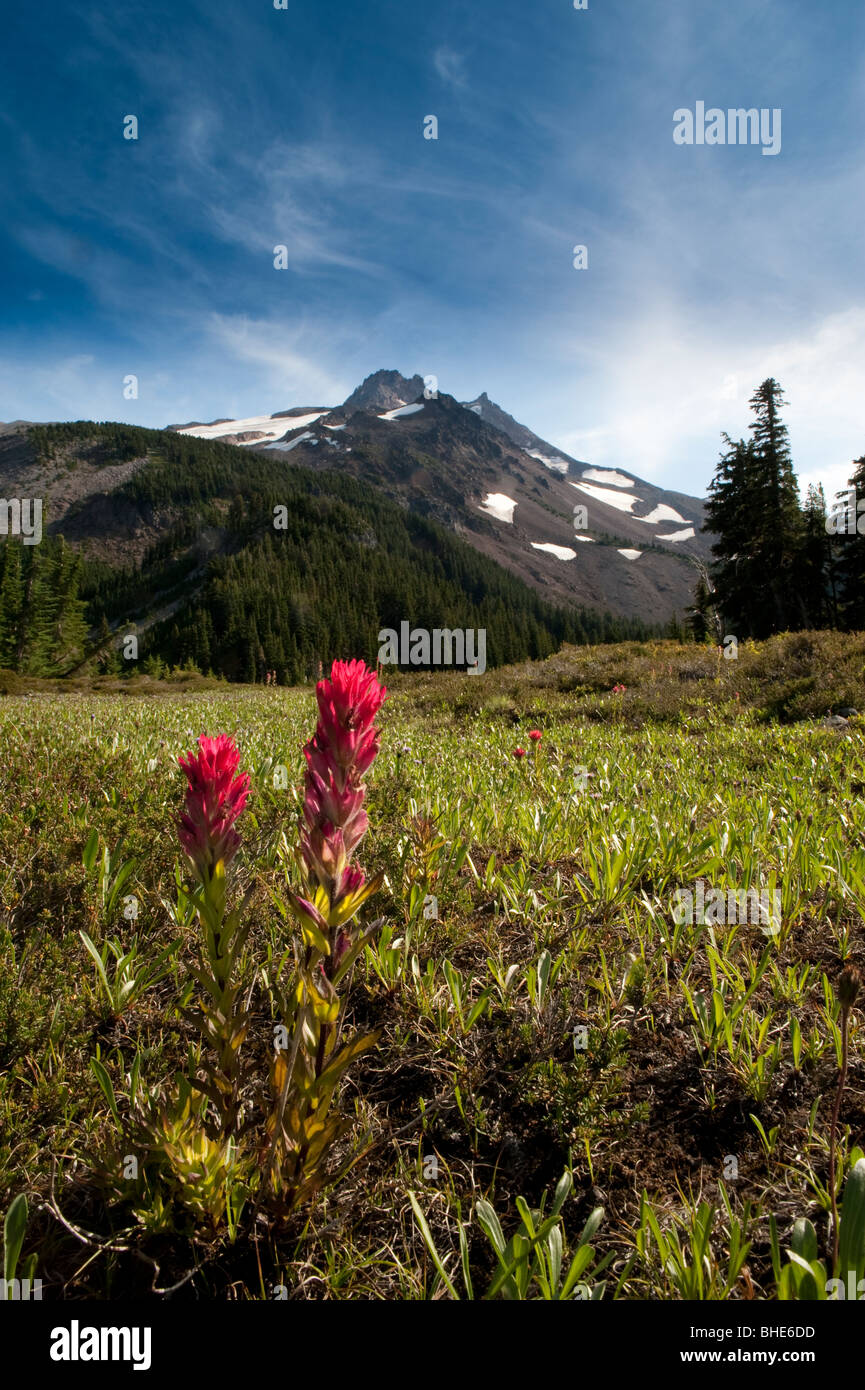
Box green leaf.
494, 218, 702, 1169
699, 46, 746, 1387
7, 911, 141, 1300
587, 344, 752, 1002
79, 930, 113, 1007
838, 1157, 865, 1284
3, 1194, 29, 1287
408, 1192, 459, 1300
90, 1057, 120, 1128
790, 1217, 818, 1264
475, 1199, 506, 1256
578, 1205, 605, 1248
82, 828, 100, 873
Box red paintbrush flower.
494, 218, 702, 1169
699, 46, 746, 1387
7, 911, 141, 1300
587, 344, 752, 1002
178, 734, 250, 879
514, 747, 526, 759
528, 729, 542, 742
300, 659, 386, 907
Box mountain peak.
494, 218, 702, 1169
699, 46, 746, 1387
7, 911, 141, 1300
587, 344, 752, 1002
342, 369, 426, 415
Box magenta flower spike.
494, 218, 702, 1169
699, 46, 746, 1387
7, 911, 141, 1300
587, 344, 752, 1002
178, 734, 250, 880
299, 659, 386, 918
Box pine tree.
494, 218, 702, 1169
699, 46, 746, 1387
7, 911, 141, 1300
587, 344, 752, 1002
0, 542, 24, 668
798, 484, 837, 628
46, 542, 90, 672
746, 379, 804, 633
96, 614, 122, 674
687, 576, 714, 642
704, 381, 805, 639
837, 455, 865, 627
703, 436, 763, 635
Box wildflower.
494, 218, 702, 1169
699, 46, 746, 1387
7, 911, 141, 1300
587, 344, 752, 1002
612, 683, 626, 695
178, 734, 250, 879
299, 659, 386, 914
514, 747, 526, 759
528, 729, 542, 743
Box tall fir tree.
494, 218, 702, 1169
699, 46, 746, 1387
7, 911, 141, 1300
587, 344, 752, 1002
703, 380, 808, 639
747, 378, 804, 633
703, 435, 763, 635
837, 455, 865, 628
0, 542, 24, 668
799, 484, 838, 629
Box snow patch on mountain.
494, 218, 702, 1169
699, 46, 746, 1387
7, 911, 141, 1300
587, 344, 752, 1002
479, 493, 516, 524
379, 403, 425, 421
262, 431, 318, 451
634, 503, 689, 525
531, 542, 577, 560
178, 412, 324, 443
618, 548, 643, 560
658, 527, 696, 542
570, 481, 639, 513
581, 468, 635, 488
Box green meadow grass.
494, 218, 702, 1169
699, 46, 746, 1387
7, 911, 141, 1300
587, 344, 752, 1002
1, 634, 864, 1299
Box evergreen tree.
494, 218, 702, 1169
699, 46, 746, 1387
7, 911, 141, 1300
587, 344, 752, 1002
703, 381, 806, 639
96, 614, 122, 675
747, 379, 804, 632
0, 542, 24, 668
687, 576, 714, 642
45, 541, 90, 672
703, 436, 762, 635
799, 484, 837, 628
837, 455, 865, 627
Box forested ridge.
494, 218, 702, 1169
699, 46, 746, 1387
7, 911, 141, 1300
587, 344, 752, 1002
0, 421, 657, 681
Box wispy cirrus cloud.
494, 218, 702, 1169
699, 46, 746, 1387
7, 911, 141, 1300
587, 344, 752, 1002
433, 46, 468, 89
1, 0, 863, 498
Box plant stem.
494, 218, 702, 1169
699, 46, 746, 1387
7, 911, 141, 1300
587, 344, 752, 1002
828, 1002, 850, 1271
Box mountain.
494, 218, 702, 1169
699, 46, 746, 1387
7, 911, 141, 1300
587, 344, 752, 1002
461, 391, 590, 473
0, 372, 711, 681
0, 419, 654, 682
177, 381, 710, 624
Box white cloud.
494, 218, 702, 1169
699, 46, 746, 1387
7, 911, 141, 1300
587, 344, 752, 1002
554, 306, 865, 501
433, 46, 468, 89
205, 315, 350, 406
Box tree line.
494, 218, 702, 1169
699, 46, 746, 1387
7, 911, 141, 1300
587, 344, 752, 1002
691, 378, 864, 640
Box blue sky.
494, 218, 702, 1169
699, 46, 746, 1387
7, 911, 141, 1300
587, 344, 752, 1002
1, 0, 863, 499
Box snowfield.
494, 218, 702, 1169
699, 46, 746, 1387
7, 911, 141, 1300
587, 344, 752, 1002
634, 503, 689, 525
177, 412, 325, 443
571, 481, 693, 528
658, 527, 696, 542
530, 542, 577, 560
618, 548, 643, 560
570, 481, 640, 513
378, 403, 425, 421
262, 431, 317, 451
478, 493, 517, 524
581, 468, 635, 488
